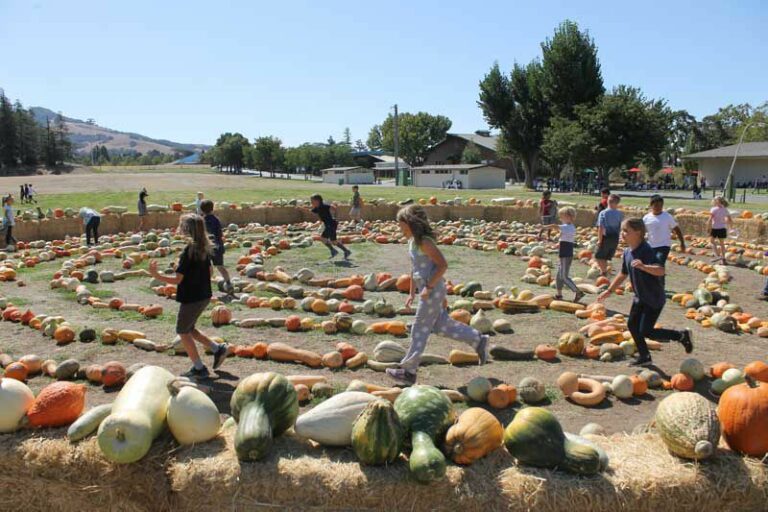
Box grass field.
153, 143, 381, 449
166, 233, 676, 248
4, 166, 767, 213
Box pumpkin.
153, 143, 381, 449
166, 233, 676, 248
611, 375, 634, 399
718, 377, 768, 456
97, 366, 174, 463
344, 285, 364, 301
85, 364, 104, 384
336, 342, 358, 361
351, 399, 404, 465
450, 309, 471, 324
443, 407, 503, 465
385, 321, 407, 336
630, 375, 648, 396
211, 305, 232, 326
294, 384, 310, 402
710, 362, 735, 379
311, 298, 329, 314
295, 391, 376, 446
671, 373, 695, 391
101, 361, 127, 388
535, 344, 558, 362
141, 305, 163, 318
0, 377, 34, 433
655, 392, 720, 460
469, 309, 492, 334
679, 358, 706, 381
79, 328, 97, 343
321, 351, 344, 369
231, 372, 299, 460
284, 315, 302, 332
466, 376, 492, 402
449, 349, 479, 365
18, 355, 42, 374
395, 274, 412, 293
496, 383, 517, 403
3, 362, 28, 382
167, 381, 221, 445
487, 386, 511, 409
558, 332, 585, 357
27, 381, 86, 428
744, 361, 768, 383
394, 385, 455, 482
54, 325, 76, 345
518, 377, 546, 404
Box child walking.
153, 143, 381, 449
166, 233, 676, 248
195, 191, 205, 215
386, 205, 489, 385
3, 195, 17, 247
149, 214, 229, 378
707, 196, 732, 264
137, 187, 149, 232
79, 207, 101, 246
548, 207, 584, 303
538, 190, 557, 240
595, 194, 623, 276
349, 185, 363, 227
304, 194, 351, 260
200, 199, 234, 294
598, 218, 693, 367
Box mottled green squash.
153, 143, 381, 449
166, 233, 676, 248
351, 399, 404, 465
503, 407, 565, 467
654, 392, 720, 460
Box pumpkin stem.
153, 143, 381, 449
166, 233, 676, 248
116, 428, 125, 442
744, 375, 758, 388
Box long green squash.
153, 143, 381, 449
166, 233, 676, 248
97, 366, 174, 463
68, 403, 112, 442
394, 385, 455, 483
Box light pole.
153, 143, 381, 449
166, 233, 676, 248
724, 121, 766, 202
392, 104, 400, 185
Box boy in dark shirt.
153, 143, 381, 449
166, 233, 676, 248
598, 217, 693, 366
304, 194, 351, 260
200, 199, 234, 294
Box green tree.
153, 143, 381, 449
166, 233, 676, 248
353, 139, 367, 152
540, 20, 604, 119
543, 86, 671, 182
251, 136, 285, 177
460, 142, 482, 164
342, 127, 352, 145
372, 111, 452, 166
211, 132, 250, 172
0, 91, 18, 169
99, 145, 111, 163
54, 113, 72, 165
14, 101, 39, 166
478, 61, 549, 188
367, 125, 382, 150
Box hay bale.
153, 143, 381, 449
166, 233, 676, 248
168, 429, 768, 512
0, 431, 172, 512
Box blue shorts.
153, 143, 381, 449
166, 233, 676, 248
653, 246, 671, 265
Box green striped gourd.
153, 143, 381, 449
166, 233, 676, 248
351, 399, 404, 465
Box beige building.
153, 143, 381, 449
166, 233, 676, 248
423, 131, 517, 178
411, 164, 506, 189
320, 166, 375, 185
684, 142, 768, 186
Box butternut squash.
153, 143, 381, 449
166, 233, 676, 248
589, 330, 624, 345
449, 349, 479, 365
286, 375, 328, 388
267, 343, 322, 368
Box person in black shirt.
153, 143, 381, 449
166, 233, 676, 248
598, 218, 693, 367
303, 194, 351, 260
149, 214, 228, 378
200, 199, 234, 294
138, 188, 149, 232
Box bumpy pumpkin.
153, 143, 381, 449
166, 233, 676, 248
26, 382, 86, 427
351, 399, 403, 465
558, 332, 585, 357
671, 373, 695, 391
101, 361, 127, 387
655, 392, 720, 460
443, 407, 503, 465
744, 361, 768, 383
3, 362, 28, 382
718, 377, 768, 457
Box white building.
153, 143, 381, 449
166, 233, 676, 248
684, 142, 768, 186
373, 155, 410, 178
411, 164, 506, 189
320, 166, 375, 185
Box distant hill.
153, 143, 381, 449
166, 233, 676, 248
30, 107, 209, 156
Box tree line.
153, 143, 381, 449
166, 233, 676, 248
478, 20, 768, 188
0, 89, 72, 172
84, 145, 191, 166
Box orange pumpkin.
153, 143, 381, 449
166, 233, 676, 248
3, 362, 29, 381
336, 342, 358, 361
246, 296, 260, 308
211, 305, 232, 326
285, 315, 302, 332
487, 386, 511, 409
343, 285, 364, 301
311, 299, 329, 315
395, 274, 412, 293
670, 373, 694, 391
101, 361, 127, 387
233, 345, 255, 358
109, 298, 125, 310
718, 377, 768, 456
534, 344, 557, 361
744, 361, 768, 383
171, 202, 183, 212
26, 382, 86, 427
583, 345, 600, 359
252, 342, 268, 359
450, 309, 471, 324
630, 375, 648, 396
527, 256, 542, 269
338, 301, 356, 314
443, 408, 503, 465
385, 321, 407, 336
141, 304, 163, 318
53, 325, 76, 345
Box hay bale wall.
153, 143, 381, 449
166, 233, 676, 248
2, 429, 766, 511
5, 205, 764, 244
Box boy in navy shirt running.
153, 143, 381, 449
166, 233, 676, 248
200, 199, 234, 294
303, 194, 351, 260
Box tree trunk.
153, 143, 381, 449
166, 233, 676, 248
521, 152, 539, 189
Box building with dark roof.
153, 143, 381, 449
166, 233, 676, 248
422, 131, 516, 178
683, 142, 768, 185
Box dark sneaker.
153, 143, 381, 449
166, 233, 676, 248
342, 249, 352, 261
679, 329, 694, 354
182, 366, 210, 379
628, 355, 653, 367
554, 295, 563, 300
385, 368, 417, 385
328, 248, 339, 259
573, 291, 586, 303
476, 335, 489, 365
756, 295, 768, 301
225, 281, 236, 295
212, 343, 229, 370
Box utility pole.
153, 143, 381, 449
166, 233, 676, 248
724, 121, 766, 202
393, 104, 400, 185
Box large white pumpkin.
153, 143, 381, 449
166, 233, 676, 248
167, 385, 221, 445
0, 378, 35, 433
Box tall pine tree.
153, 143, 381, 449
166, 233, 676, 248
0, 91, 18, 169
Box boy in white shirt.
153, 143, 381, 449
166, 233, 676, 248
642, 195, 686, 265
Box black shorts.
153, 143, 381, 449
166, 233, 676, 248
321, 221, 338, 241
653, 246, 671, 265
176, 298, 210, 334
711, 228, 727, 239
211, 244, 225, 266
595, 236, 619, 260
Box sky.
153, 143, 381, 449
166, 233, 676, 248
1, 0, 767, 147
